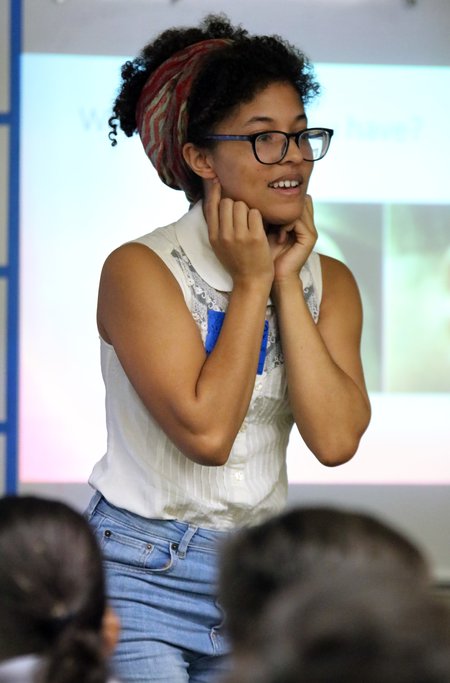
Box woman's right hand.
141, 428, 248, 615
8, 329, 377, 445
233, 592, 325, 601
203, 179, 274, 288
98, 187, 273, 465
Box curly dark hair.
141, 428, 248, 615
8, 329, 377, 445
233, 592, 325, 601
108, 13, 320, 198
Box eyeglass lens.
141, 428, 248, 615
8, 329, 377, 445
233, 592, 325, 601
255, 130, 328, 163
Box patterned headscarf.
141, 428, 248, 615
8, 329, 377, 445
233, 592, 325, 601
136, 39, 232, 202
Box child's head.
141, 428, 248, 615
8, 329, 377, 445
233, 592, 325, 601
0, 495, 119, 682
225, 569, 450, 683
219, 505, 430, 649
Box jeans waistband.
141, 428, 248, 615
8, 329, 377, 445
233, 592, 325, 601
86, 491, 230, 554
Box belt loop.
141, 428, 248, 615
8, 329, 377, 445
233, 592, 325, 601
176, 524, 198, 559
84, 490, 103, 519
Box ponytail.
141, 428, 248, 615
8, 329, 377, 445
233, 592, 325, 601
39, 624, 109, 683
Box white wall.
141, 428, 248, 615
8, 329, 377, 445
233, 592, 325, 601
24, 0, 449, 65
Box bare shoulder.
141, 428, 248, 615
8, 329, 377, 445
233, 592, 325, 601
101, 240, 172, 280
319, 253, 362, 312
100, 240, 183, 298
319, 253, 358, 287
97, 241, 185, 343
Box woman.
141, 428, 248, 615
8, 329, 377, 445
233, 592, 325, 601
86, 13, 371, 683
0, 495, 120, 683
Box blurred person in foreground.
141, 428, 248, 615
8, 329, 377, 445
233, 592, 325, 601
218, 505, 431, 653
0, 495, 120, 683
223, 569, 450, 683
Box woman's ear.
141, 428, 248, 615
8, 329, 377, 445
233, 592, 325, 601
182, 143, 217, 180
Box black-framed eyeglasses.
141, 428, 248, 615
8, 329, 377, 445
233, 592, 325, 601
203, 127, 334, 165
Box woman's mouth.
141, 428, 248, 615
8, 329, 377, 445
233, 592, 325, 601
268, 179, 300, 189
267, 174, 304, 193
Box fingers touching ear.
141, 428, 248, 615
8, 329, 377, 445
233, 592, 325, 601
183, 143, 217, 180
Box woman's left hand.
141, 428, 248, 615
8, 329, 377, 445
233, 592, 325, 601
267, 194, 318, 284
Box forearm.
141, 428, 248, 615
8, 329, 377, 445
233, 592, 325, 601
186, 279, 271, 462
167, 192, 278, 463
272, 278, 371, 465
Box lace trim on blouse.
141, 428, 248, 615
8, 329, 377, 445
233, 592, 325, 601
171, 245, 319, 376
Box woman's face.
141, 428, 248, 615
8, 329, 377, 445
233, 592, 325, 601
204, 81, 314, 226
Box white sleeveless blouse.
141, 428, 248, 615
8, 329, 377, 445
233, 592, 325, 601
89, 202, 322, 530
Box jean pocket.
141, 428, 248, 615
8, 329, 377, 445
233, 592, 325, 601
95, 519, 177, 573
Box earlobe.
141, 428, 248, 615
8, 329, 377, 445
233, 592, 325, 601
182, 143, 217, 180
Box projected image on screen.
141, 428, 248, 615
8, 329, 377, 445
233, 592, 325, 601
19, 55, 450, 486
314, 202, 383, 392
385, 204, 450, 392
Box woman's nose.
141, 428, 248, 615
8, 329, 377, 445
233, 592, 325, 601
282, 135, 305, 163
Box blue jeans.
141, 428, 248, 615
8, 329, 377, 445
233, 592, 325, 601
86, 492, 231, 683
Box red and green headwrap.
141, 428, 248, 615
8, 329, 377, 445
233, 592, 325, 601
136, 39, 232, 202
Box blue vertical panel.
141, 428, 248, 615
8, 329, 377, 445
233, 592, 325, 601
4, 0, 21, 493
0, 0, 10, 493
0, 275, 5, 490
0, 127, 8, 266
0, 276, 6, 421
0, 125, 7, 434
0, 0, 9, 114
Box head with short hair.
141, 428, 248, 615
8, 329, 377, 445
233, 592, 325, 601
225, 570, 450, 683
0, 495, 113, 683
218, 506, 430, 649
